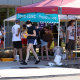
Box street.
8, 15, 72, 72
0, 60, 80, 80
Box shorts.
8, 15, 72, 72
13, 41, 22, 49
27, 39, 35, 44
67, 40, 75, 51
41, 39, 48, 47
1, 37, 4, 41
21, 38, 27, 44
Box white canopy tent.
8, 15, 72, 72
60, 15, 80, 21
4, 15, 16, 22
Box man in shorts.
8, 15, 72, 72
12, 20, 23, 61
66, 20, 76, 58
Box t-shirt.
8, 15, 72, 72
27, 26, 36, 39
12, 24, 21, 42
67, 26, 75, 40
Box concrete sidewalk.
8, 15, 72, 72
0, 60, 50, 69
0, 59, 80, 68
0, 60, 80, 79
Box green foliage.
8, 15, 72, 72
9, 8, 15, 17
0, 8, 7, 12
0, 8, 15, 25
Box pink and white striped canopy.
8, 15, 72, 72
17, 0, 80, 15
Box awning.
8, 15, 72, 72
60, 15, 80, 21
17, 0, 80, 15
4, 15, 16, 22
4, 14, 80, 23
17, 13, 59, 23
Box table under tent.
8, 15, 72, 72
16, 0, 80, 58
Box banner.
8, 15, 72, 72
17, 13, 59, 23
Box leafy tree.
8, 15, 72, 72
0, 8, 15, 25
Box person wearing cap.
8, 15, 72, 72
12, 20, 23, 61
21, 20, 40, 65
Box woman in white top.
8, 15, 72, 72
66, 20, 76, 58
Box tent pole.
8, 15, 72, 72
58, 15, 60, 47
3, 21, 6, 49
7, 8, 9, 48
65, 15, 68, 44
75, 19, 77, 58
65, 15, 68, 60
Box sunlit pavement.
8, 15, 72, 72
0, 75, 80, 80
0, 60, 80, 80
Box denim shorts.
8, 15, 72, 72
41, 39, 48, 47
27, 39, 35, 44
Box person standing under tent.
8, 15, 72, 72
21, 21, 40, 65
66, 20, 76, 59
21, 24, 27, 61
35, 25, 41, 45
0, 26, 2, 48
77, 24, 80, 37
59, 25, 64, 46
40, 27, 50, 60
77, 24, 80, 47
33, 24, 41, 51
21, 24, 27, 47
12, 20, 23, 62
52, 24, 58, 46
1, 26, 5, 49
